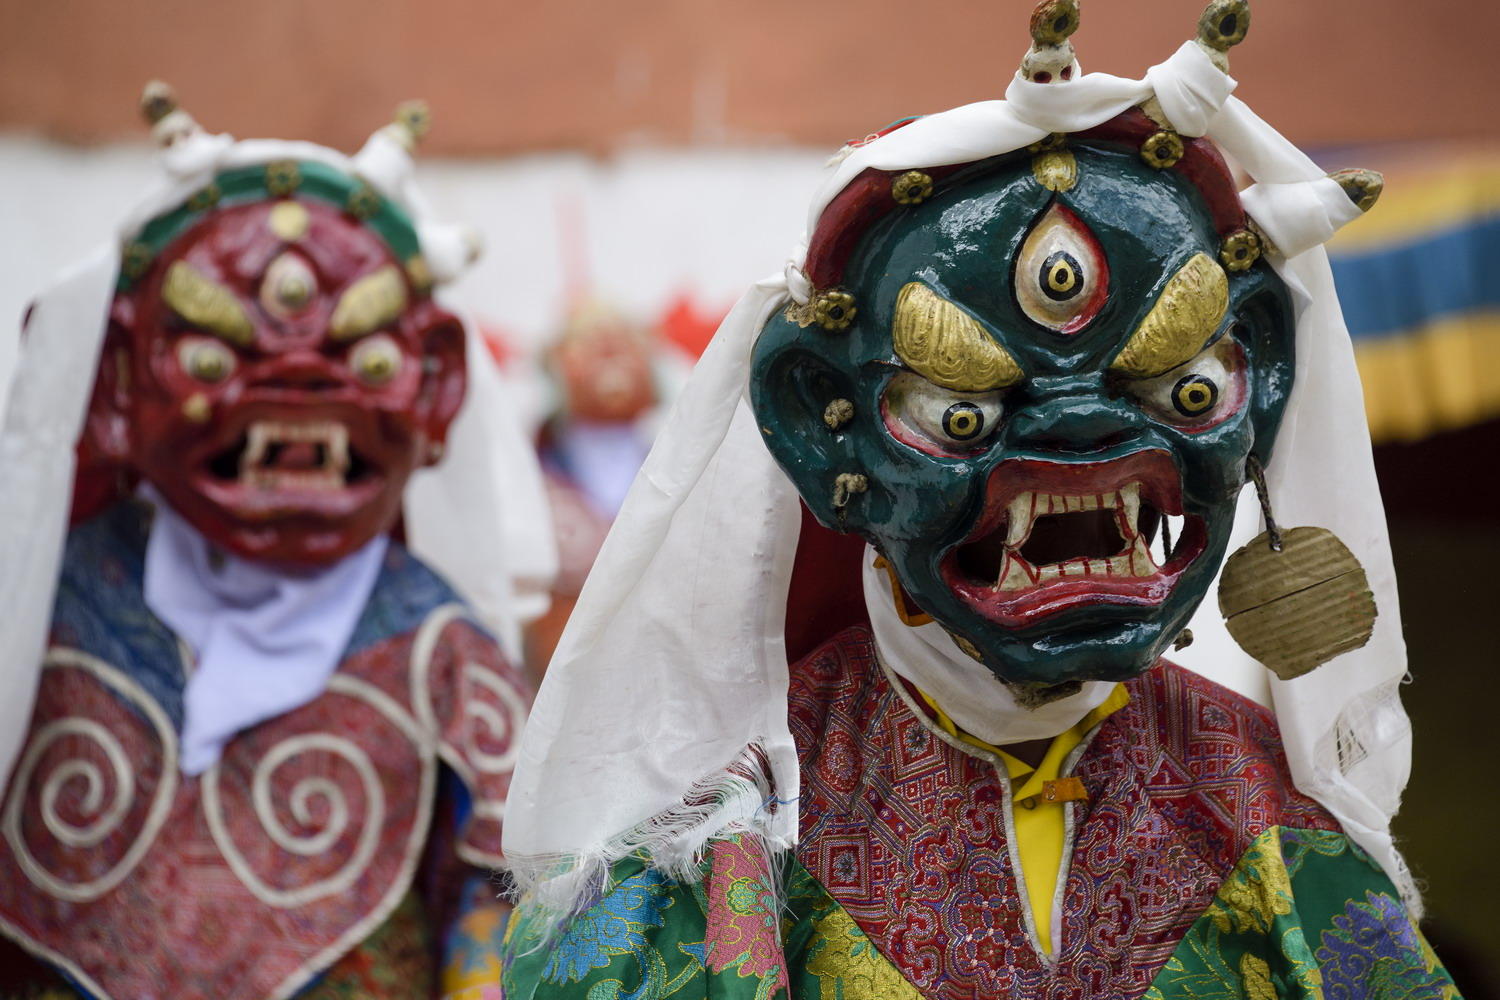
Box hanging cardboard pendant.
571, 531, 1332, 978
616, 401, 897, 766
1217, 525, 1377, 679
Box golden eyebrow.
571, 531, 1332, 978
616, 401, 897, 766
892, 282, 1024, 392
329, 265, 409, 342
1109, 253, 1229, 379
161, 261, 254, 346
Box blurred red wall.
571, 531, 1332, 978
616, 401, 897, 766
2, 0, 1496, 156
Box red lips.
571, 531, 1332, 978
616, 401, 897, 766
941, 451, 1205, 628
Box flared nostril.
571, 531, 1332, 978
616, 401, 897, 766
263, 375, 345, 393
1005, 391, 1140, 454
1012, 424, 1137, 455
246, 351, 352, 394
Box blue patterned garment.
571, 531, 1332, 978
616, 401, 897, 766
49, 501, 485, 728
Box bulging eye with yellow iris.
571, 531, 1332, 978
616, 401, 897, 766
1014, 202, 1109, 335
1122, 336, 1243, 428
1041, 251, 1081, 301
349, 333, 404, 387
942, 401, 986, 440
177, 337, 237, 383
1172, 374, 1219, 416
883, 371, 1005, 453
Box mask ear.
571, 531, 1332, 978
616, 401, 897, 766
748, 313, 865, 532
71, 296, 138, 522
410, 299, 467, 461
1231, 272, 1297, 462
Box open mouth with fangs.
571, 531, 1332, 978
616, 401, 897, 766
940, 451, 1206, 628
196, 417, 385, 519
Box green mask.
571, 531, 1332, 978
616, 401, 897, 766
751, 134, 1295, 690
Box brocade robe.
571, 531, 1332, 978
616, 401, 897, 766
503, 623, 1458, 999
0, 502, 529, 1000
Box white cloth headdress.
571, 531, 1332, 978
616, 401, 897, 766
505, 27, 1416, 915
0, 90, 557, 785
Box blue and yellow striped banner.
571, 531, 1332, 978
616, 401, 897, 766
1328, 149, 1500, 442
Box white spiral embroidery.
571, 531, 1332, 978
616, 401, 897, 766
2, 649, 179, 902
251, 736, 368, 860
409, 603, 526, 802
39, 720, 134, 849
201, 673, 430, 910
462, 661, 525, 775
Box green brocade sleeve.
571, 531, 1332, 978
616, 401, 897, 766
1147, 826, 1461, 999
501, 836, 791, 1000
501, 856, 711, 1000
501, 836, 923, 1000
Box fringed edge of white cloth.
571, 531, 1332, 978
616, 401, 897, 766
505, 741, 790, 938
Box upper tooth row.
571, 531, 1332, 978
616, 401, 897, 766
1004, 483, 1141, 547
249, 420, 347, 444
242, 420, 351, 472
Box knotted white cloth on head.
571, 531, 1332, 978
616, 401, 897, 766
504, 40, 1416, 916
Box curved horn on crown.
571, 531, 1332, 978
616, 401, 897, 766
138, 79, 203, 148
1137, 0, 1248, 128
1020, 0, 1081, 84
1330, 168, 1384, 214
389, 99, 431, 153
352, 99, 432, 204
1195, 0, 1250, 72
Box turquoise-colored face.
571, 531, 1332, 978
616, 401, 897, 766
750, 143, 1295, 687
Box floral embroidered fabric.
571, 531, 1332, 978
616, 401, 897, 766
1146, 827, 1458, 999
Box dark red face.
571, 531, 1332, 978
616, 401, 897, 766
84, 198, 466, 566
552, 315, 656, 424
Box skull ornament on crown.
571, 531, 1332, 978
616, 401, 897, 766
72, 87, 474, 566
750, 0, 1373, 695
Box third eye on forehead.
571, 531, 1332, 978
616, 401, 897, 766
261, 252, 319, 320
1014, 204, 1108, 336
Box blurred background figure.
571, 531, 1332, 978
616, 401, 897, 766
522, 292, 705, 674
0, 0, 1496, 993
476, 194, 718, 675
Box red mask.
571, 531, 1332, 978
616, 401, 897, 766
552, 312, 657, 424
80, 198, 466, 566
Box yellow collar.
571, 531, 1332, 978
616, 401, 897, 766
918, 683, 1130, 800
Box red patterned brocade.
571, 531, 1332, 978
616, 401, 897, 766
0, 608, 525, 1000
787, 625, 1338, 998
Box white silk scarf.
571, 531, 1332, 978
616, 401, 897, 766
861, 548, 1118, 745
142, 495, 387, 775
